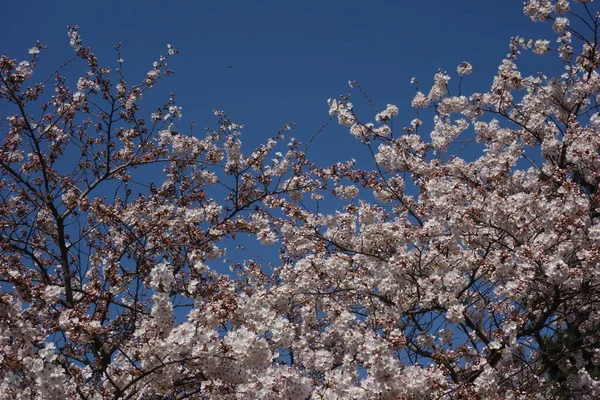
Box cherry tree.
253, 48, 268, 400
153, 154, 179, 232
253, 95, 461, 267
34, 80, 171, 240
2, 0, 600, 398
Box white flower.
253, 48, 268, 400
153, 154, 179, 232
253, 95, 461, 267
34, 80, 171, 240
554, 0, 569, 14
150, 262, 174, 290
474, 364, 498, 395
411, 91, 429, 108
224, 135, 245, 173
457, 61, 473, 75
545, 259, 568, 284
375, 104, 399, 123
533, 39, 550, 55
523, 0, 553, 21
168, 105, 182, 119
446, 303, 465, 323
15, 61, 33, 79
43, 286, 63, 303
428, 71, 451, 100
488, 341, 502, 350
32, 358, 44, 373
437, 96, 469, 115
430, 116, 469, 151
328, 98, 355, 126
151, 291, 173, 336
68, 26, 82, 51
333, 185, 359, 200
589, 224, 600, 241
553, 17, 569, 34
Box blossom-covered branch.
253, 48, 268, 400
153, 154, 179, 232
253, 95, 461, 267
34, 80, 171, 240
2, 1, 600, 399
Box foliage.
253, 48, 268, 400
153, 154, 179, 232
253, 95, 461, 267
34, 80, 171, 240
2, 1, 600, 398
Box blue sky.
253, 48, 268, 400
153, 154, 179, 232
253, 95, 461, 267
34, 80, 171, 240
2, 1, 559, 275
2, 1, 575, 349
3, 0, 553, 163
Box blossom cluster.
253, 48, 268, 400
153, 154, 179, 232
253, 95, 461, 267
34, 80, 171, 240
1, 1, 600, 399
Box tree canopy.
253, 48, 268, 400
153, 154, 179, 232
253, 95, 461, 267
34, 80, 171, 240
2, 1, 600, 398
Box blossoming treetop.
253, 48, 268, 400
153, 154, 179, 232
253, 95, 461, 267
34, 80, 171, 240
1, 0, 600, 398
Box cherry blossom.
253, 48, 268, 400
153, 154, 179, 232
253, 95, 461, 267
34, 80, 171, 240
2, 1, 600, 399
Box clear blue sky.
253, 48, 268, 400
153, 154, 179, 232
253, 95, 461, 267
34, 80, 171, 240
2, 0, 552, 162
2, 1, 557, 274
2, 1, 570, 328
